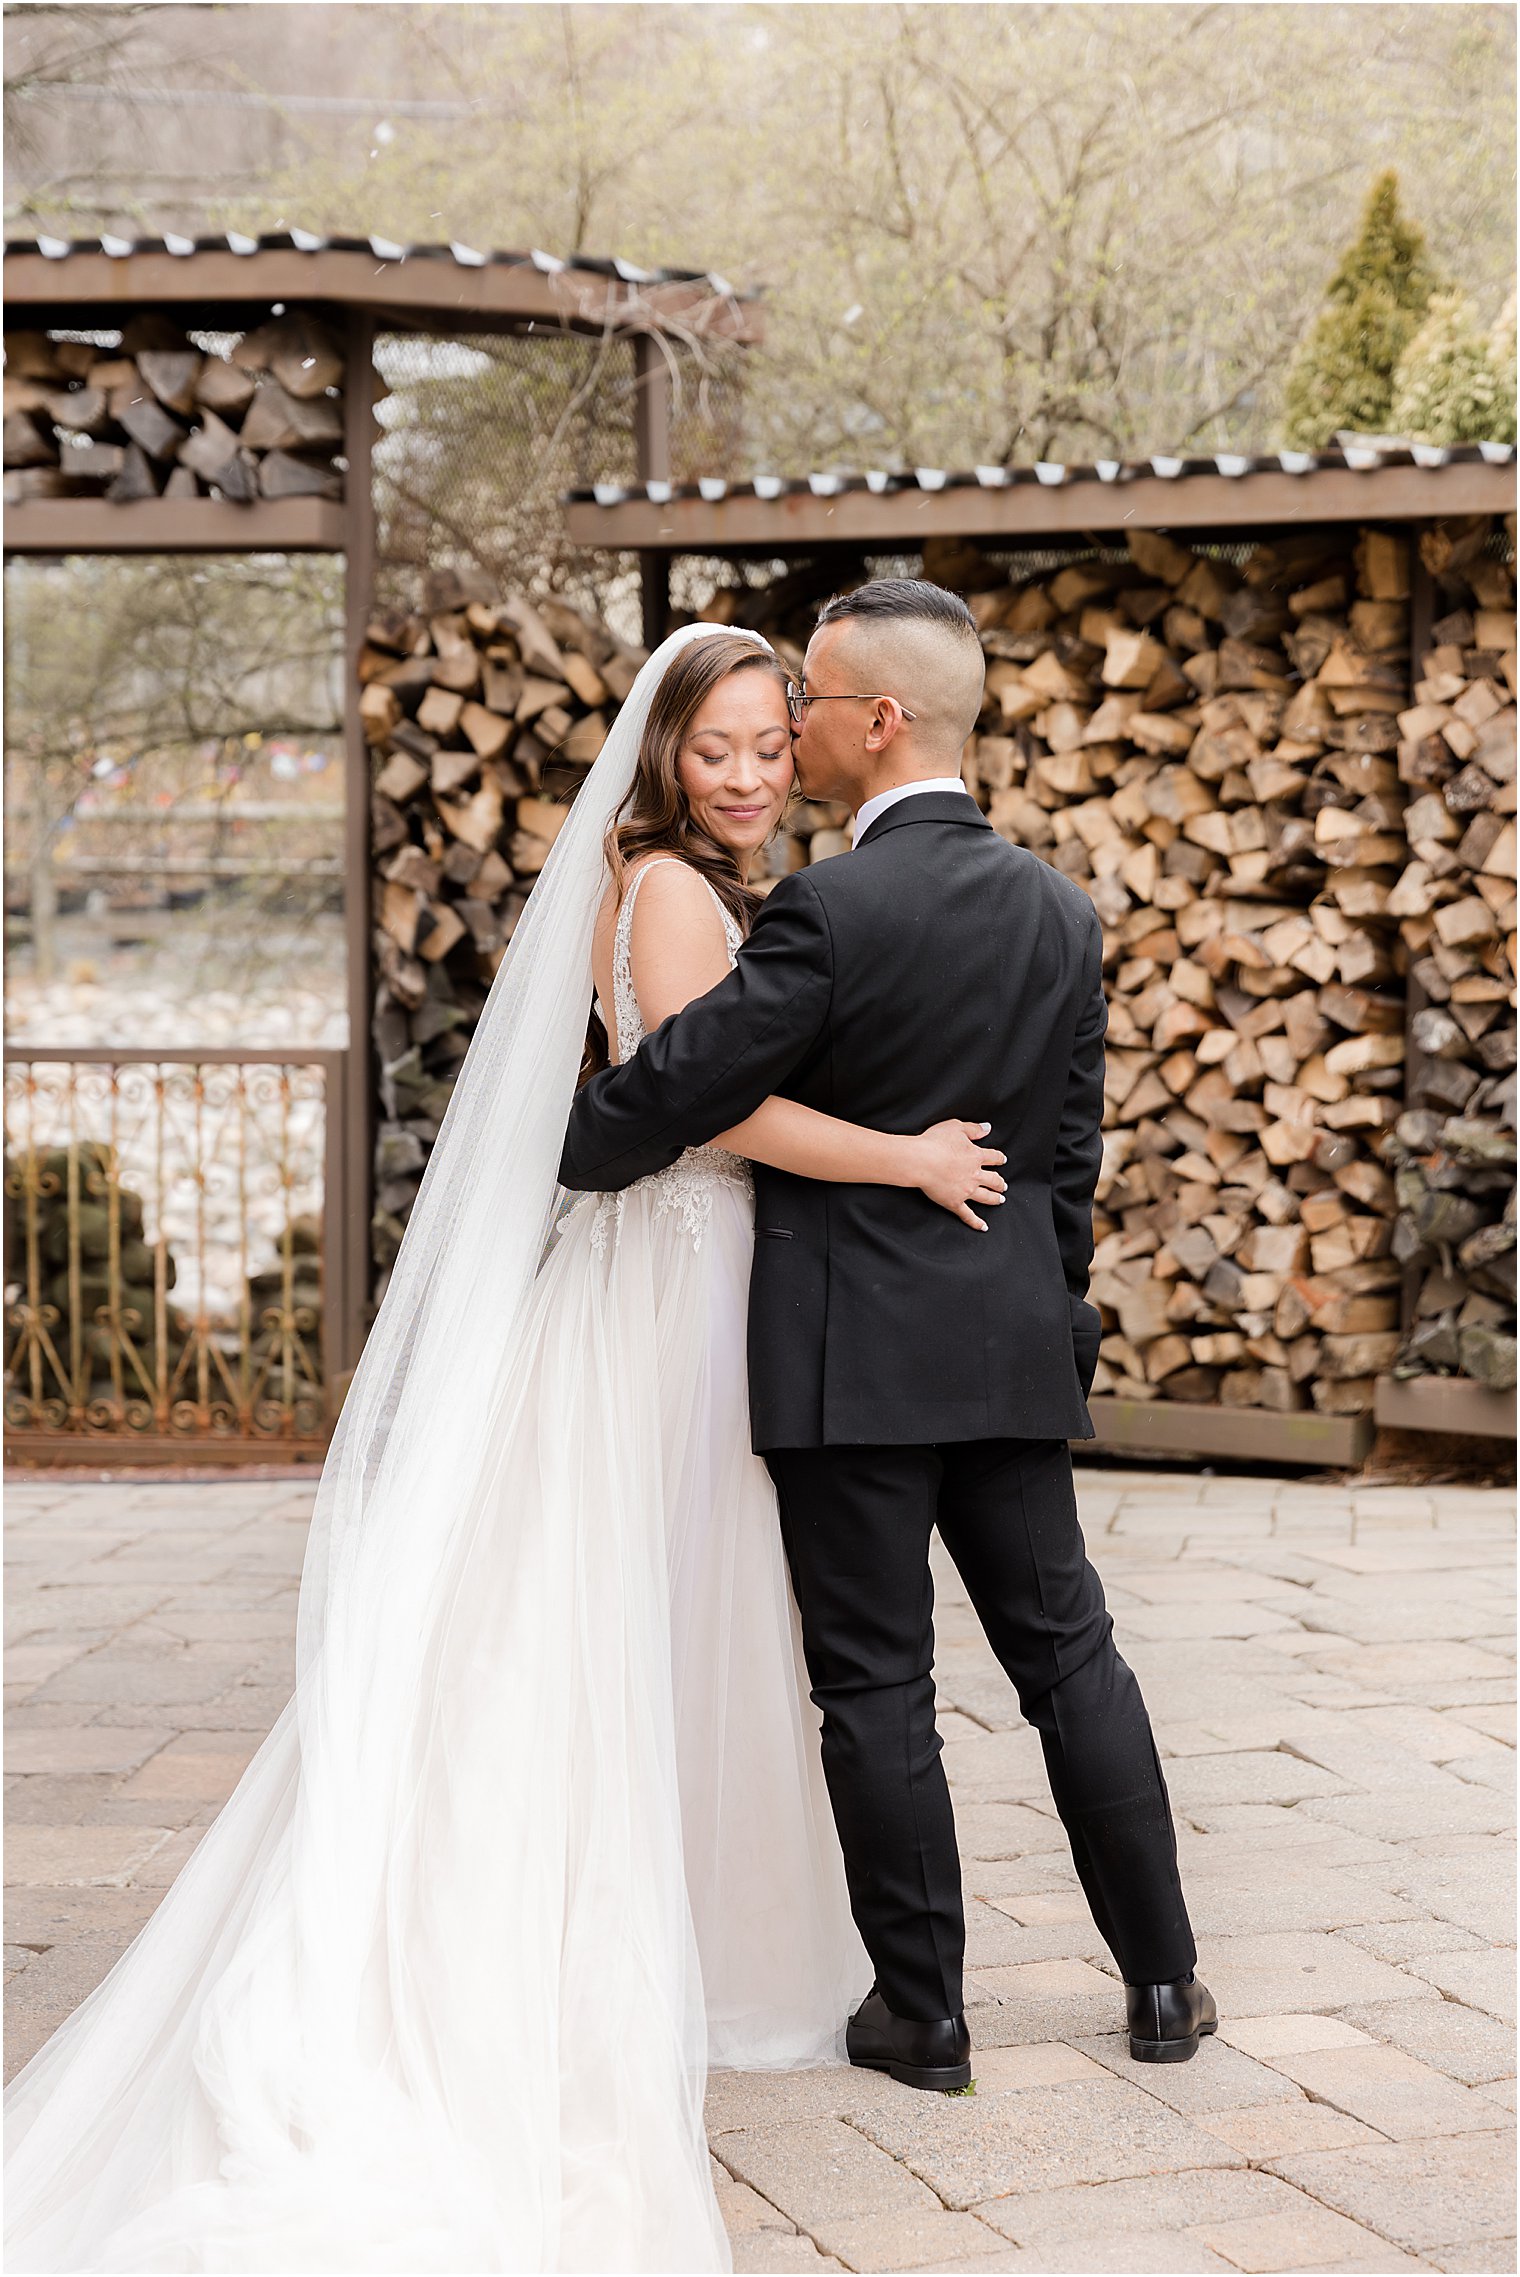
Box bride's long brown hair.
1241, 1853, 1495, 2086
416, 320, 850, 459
581, 632, 791, 1083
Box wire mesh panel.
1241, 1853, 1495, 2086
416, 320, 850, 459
665, 349, 747, 485
372, 328, 744, 629
373, 330, 633, 607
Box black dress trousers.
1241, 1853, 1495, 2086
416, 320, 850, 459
767, 1436, 1197, 2024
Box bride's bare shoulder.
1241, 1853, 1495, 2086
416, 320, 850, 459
624, 857, 723, 928
606, 854, 708, 915
621, 851, 692, 886
595, 855, 708, 951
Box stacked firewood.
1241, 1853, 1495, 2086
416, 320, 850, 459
364, 580, 646, 1291
942, 528, 1422, 1414
6, 1143, 187, 1383
1384, 1113, 1515, 1390
365, 534, 1515, 1414
1386, 519, 1517, 1391
724, 524, 1516, 1413
2, 313, 346, 505
708, 535, 1426, 1412
247, 1214, 324, 1374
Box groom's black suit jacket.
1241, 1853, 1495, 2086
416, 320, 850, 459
559, 793, 1105, 1452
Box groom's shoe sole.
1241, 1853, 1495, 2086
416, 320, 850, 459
1129, 2016, 1218, 2065
849, 2048, 974, 2092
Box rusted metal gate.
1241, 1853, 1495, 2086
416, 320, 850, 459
4, 1047, 349, 1461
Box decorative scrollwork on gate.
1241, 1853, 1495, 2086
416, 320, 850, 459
4, 1053, 334, 1445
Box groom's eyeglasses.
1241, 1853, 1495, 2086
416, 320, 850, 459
785, 678, 918, 728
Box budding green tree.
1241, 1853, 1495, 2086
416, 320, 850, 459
1281, 171, 1436, 446
1390, 288, 1517, 446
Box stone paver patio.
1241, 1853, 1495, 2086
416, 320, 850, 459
5, 1465, 1515, 2274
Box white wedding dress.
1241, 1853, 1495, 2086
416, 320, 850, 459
576, 861, 868, 2072
4, 850, 868, 2274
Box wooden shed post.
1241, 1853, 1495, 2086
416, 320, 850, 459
632, 332, 672, 651
340, 310, 378, 1382
1399, 543, 1439, 1342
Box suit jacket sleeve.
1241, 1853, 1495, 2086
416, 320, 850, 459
1051, 914, 1106, 1390
559, 870, 834, 1192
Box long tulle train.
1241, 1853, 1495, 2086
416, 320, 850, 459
5, 1178, 866, 2273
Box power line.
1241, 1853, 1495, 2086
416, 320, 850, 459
14, 83, 480, 119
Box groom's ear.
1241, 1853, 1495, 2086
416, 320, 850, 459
862, 697, 907, 753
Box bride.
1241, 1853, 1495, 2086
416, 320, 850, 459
4, 623, 1005, 2275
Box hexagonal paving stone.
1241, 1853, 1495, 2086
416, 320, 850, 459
718, 2119, 938, 2228
850, 2075, 1240, 2210
1339, 1996, 1516, 2087
806, 2207, 1007, 2271
3, 1825, 175, 1888
1405, 1950, 1518, 2027
1190, 2197, 1411, 2272
1265, 2041, 1506, 2140
1270, 2132, 1515, 2252
1194, 1930, 1433, 2017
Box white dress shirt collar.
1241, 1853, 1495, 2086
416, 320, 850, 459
854, 775, 970, 846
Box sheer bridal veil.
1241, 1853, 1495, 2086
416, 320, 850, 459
5, 622, 770, 2274
307, 618, 774, 1680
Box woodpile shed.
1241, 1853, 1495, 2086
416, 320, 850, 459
563, 450, 1517, 1465
3, 228, 759, 1440
5, 228, 1511, 1469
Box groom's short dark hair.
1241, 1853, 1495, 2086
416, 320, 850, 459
814, 576, 984, 749
816, 578, 978, 638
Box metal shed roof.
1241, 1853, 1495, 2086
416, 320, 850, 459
2, 228, 762, 342
564, 441, 1517, 552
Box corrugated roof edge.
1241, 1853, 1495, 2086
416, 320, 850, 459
569, 440, 1516, 508
2, 228, 756, 301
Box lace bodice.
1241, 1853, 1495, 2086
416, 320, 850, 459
608, 857, 744, 1061
589, 859, 753, 1255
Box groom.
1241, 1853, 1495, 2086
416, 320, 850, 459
560, 579, 1213, 2086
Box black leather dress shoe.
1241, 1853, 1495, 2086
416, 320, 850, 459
1126, 1970, 1218, 2063
846, 1988, 972, 2092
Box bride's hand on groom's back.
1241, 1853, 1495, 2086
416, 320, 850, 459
910, 1120, 1007, 1231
